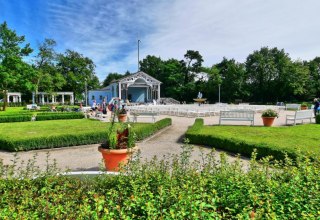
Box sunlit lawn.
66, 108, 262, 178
196, 124, 320, 156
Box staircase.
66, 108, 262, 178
160, 97, 180, 105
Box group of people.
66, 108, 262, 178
91, 100, 107, 114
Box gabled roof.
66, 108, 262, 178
115, 71, 162, 84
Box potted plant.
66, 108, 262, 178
301, 103, 308, 110
261, 109, 279, 127
98, 113, 136, 171
117, 105, 127, 122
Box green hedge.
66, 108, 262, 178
133, 118, 172, 141
35, 112, 85, 121
316, 114, 320, 124
1, 145, 319, 219
0, 115, 32, 123
185, 119, 298, 161
0, 118, 172, 151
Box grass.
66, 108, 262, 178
0, 118, 171, 151
186, 119, 320, 159
0, 119, 102, 139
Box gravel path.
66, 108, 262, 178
0, 110, 299, 172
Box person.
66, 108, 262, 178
314, 98, 320, 116
91, 100, 96, 111
102, 99, 107, 114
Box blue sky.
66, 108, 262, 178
1, 0, 320, 81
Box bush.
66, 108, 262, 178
133, 118, 172, 141
0, 115, 32, 123
35, 112, 85, 121
316, 114, 320, 124
0, 146, 319, 219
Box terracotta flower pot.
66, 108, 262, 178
98, 146, 136, 171
262, 117, 275, 127
301, 106, 308, 110
118, 114, 127, 122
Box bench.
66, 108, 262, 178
219, 110, 255, 125
26, 104, 39, 110
286, 110, 314, 125
285, 104, 301, 110
131, 112, 158, 123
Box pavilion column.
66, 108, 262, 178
70, 94, 74, 104
41, 94, 45, 104
18, 95, 21, 102
118, 82, 121, 100
51, 95, 54, 103
62, 95, 65, 104
32, 93, 35, 104
157, 84, 160, 102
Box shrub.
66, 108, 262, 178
35, 112, 85, 121
316, 114, 320, 124
261, 109, 279, 117
0, 115, 32, 123
0, 146, 319, 219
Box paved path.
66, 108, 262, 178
0, 110, 300, 172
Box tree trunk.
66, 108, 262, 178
2, 90, 8, 111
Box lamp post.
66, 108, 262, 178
218, 84, 221, 103
138, 39, 141, 71
85, 78, 88, 106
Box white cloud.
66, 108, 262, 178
41, 0, 320, 81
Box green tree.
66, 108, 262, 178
162, 58, 184, 100
33, 39, 66, 96
0, 22, 34, 110
246, 47, 294, 102
102, 72, 124, 87
215, 58, 248, 103
139, 55, 164, 81
306, 57, 320, 99
57, 50, 99, 101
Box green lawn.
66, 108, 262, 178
186, 119, 320, 159
0, 119, 104, 139
0, 118, 171, 151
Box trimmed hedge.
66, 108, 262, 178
316, 114, 320, 124
0, 115, 32, 123
35, 112, 85, 121
186, 119, 299, 161
0, 118, 172, 151
0, 112, 85, 123
133, 118, 172, 141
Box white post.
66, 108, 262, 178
218, 84, 221, 103
157, 84, 160, 102
51, 95, 54, 104
7, 95, 10, 103
70, 94, 74, 104
118, 82, 121, 99
62, 95, 65, 104
42, 94, 45, 104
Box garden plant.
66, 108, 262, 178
0, 145, 319, 219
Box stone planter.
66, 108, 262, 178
118, 114, 127, 122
